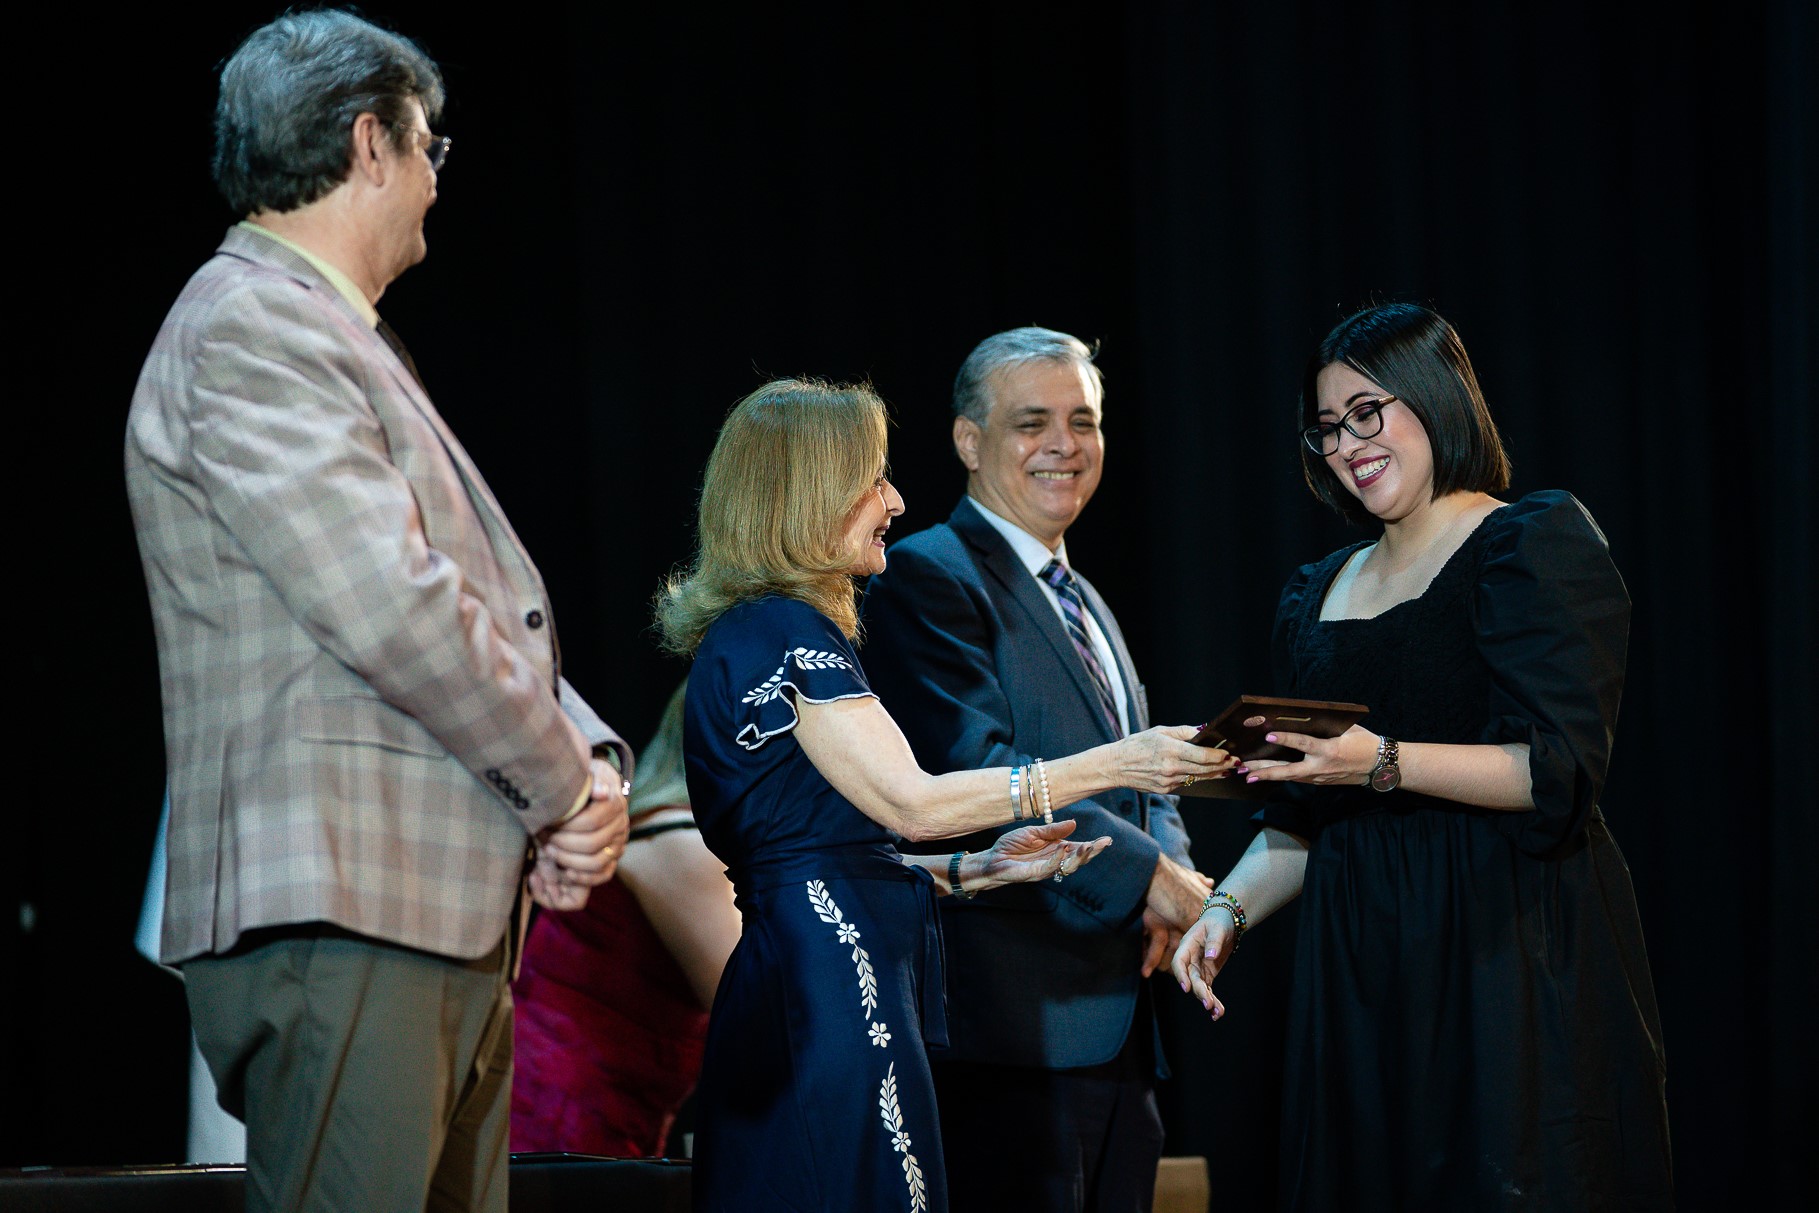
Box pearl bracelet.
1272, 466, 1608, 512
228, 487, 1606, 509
1033, 757, 1054, 825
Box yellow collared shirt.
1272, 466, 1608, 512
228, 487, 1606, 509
237, 220, 380, 329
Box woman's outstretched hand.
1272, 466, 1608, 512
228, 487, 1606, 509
980, 819, 1113, 887
1171, 906, 1239, 1020
1106, 726, 1238, 794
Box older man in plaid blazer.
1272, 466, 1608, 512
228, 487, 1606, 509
124, 13, 627, 1211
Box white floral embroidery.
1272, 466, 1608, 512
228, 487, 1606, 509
742, 667, 787, 707
807, 880, 879, 1017
807, 884, 924, 1210
741, 648, 856, 706
789, 647, 854, 671
856, 953, 880, 1017
879, 1064, 928, 1212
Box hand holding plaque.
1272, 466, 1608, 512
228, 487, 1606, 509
1178, 695, 1369, 799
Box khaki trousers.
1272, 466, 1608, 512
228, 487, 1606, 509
185, 925, 514, 1213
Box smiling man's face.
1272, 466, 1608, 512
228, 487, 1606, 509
954, 358, 1104, 550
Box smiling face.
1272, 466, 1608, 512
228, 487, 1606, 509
1316, 362, 1435, 524
839, 474, 906, 576
954, 359, 1104, 550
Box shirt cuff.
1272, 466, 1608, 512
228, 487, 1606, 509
556, 770, 593, 824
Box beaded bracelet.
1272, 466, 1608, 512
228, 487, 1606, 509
1201, 889, 1247, 949
949, 850, 976, 899
1009, 765, 1023, 822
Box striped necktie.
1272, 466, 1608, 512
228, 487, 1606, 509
1040, 559, 1123, 736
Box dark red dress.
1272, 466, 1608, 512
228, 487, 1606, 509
509, 871, 709, 1157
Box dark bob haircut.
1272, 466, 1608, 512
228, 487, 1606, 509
213, 10, 444, 217
1299, 303, 1512, 525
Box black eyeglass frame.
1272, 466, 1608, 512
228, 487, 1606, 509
1302, 395, 1399, 456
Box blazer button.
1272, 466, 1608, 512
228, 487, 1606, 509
525, 610, 544, 629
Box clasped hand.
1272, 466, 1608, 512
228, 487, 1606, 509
528, 756, 631, 911
1141, 855, 1212, 977
1235, 721, 1379, 787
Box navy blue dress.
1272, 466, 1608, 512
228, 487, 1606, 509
685, 595, 949, 1213
1258, 492, 1673, 1211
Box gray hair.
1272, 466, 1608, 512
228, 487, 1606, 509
213, 9, 444, 216
951, 326, 1103, 423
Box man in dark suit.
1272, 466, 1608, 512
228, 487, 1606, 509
862, 327, 1212, 1213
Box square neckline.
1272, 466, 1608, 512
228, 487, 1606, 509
1314, 503, 1511, 624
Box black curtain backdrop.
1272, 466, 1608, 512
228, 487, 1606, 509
12, 3, 1812, 1208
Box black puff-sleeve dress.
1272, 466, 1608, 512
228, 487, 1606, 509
1257, 491, 1673, 1211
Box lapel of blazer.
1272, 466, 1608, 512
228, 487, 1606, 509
383, 359, 548, 602
950, 498, 1118, 744
220, 227, 549, 605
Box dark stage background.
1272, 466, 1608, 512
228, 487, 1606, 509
11, 2, 1812, 1208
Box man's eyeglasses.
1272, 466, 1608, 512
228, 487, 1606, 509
394, 124, 452, 172
1302, 396, 1398, 456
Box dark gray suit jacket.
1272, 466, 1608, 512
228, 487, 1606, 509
862, 497, 1191, 1071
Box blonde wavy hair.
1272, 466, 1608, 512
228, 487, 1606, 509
657, 378, 888, 655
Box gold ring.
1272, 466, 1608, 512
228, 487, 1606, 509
601, 845, 617, 859
1182, 775, 1198, 787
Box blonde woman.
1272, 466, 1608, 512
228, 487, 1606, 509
658, 379, 1230, 1213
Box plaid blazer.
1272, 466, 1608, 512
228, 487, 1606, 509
126, 225, 627, 964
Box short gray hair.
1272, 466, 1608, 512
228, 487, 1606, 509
213, 9, 444, 216
951, 326, 1103, 423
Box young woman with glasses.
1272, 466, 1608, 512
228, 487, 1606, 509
1172, 303, 1673, 1210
